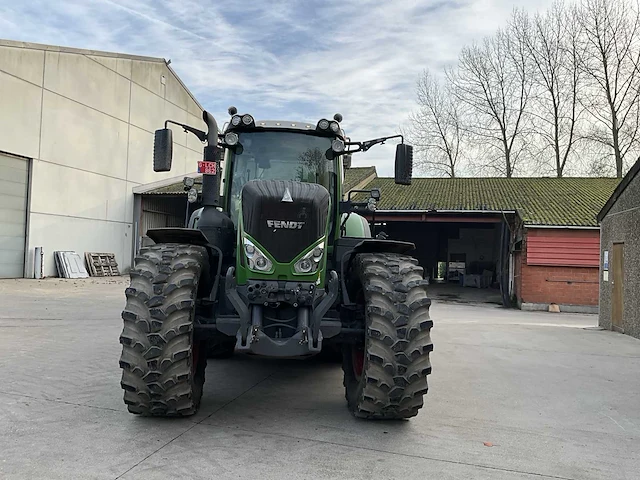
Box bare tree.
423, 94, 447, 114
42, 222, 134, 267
517, 3, 584, 177
578, 0, 640, 177
406, 70, 465, 177
448, 23, 532, 177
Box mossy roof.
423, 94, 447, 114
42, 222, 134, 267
362, 177, 620, 227
143, 170, 619, 227
343, 166, 377, 192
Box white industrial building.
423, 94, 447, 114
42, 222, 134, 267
0, 39, 206, 278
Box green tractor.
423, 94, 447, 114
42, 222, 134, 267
119, 108, 433, 419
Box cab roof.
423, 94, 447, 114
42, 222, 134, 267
223, 119, 346, 139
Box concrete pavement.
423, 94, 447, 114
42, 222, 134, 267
0, 278, 639, 479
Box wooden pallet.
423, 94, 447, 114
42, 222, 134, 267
85, 252, 120, 277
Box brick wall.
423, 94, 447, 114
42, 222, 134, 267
516, 228, 600, 306
519, 263, 599, 305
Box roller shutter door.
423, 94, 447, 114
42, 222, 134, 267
0, 153, 28, 278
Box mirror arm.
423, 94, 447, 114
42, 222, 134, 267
345, 134, 404, 153
164, 120, 207, 143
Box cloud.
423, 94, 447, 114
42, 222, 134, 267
0, 0, 554, 175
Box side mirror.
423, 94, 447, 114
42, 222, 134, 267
343, 154, 352, 169
153, 128, 173, 172
394, 144, 413, 185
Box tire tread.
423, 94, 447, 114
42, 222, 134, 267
344, 252, 433, 419
119, 243, 207, 416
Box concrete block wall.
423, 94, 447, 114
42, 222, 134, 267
0, 40, 206, 277
599, 168, 640, 339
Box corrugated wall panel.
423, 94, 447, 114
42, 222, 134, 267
526, 229, 600, 267
141, 197, 185, 235
0, 153, 29, 278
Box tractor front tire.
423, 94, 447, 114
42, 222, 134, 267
343, 253, 433, 419
119, 244, 208, 416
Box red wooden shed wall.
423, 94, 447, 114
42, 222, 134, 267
526, 228, 600, 267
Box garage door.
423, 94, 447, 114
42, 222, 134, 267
0, 153, 28, 278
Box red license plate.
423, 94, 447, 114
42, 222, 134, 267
198, 161, 217, 174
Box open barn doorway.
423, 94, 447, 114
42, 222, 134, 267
370, 213, 516, 306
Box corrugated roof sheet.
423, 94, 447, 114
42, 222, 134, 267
146, 180, 193, 195
343, 166, 377, 192
363, 177, 620, 227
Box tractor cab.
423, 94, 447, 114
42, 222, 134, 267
220, 114, 344, 228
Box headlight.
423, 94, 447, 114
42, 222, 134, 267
329, 121, 340, 133
318, 119, 329, 130
293, 241, 325, 274
332, 139, 345, 153
296, 258, 313, 273
243, 237, 273, 273
256, 257, 268, 269
187, 188, 198, 203
183, 176, 195, 188
224, 132, 239, 145
242, 114, 254, 125
231, 115, 242, 126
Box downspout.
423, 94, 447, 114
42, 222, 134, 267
509, 250, 514, 299
498, 220, 512, 307
131, 194, 142, 268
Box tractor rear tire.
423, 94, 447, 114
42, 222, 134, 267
119, 243, 208, 416
342, 253, 433, 419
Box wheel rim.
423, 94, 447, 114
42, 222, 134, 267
352, 346, 364, 379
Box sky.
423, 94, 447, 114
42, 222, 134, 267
0, 0, 553, 176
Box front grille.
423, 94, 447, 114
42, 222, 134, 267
242, 180, 330, 263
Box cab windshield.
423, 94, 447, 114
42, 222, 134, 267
227, 131, 335, 224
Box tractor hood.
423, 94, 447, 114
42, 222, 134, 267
241, 180, 330, 263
